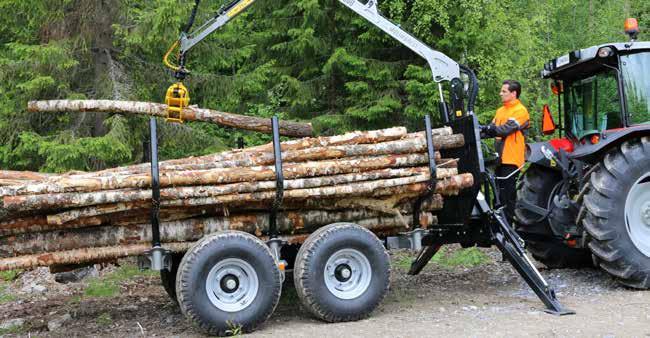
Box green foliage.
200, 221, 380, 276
1, 0, 647, 172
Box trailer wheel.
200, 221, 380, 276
515, 165, 593, 268
176, 231, 282, 336
160, 252, 184, 303
293, 223, 390, 322
583, 137, 650, 289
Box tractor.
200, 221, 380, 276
516, 18, 650, 288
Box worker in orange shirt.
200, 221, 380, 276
481, 80, 530, 223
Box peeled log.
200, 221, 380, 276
28, 100, 313, 137
0, 210, 436, 256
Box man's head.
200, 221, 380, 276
500, 80, 521, 103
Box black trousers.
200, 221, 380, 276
496, 164, 519, 223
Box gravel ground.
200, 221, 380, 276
1, 246, 649, 337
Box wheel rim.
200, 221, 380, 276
625, 173, 650, 257
323, 248, 372, 300
205, 258, 259, 312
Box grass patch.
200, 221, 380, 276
68, 295, 82, 304
225, 320, 243, 337
390, 247, 489, 271
84, 279, 120, 298
431, 247, 489, 268
96, 312, 112, 326
0, 324, 24, 335
0, 285, 16, 304
84, 263, 156, 298
0, 270, 21, 282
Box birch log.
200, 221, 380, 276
3, 170, 468, 211
2, 153, 431, 196
0, 210, 436, 256
28, 100, 313, 137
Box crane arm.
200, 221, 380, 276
168, 0, 460, 82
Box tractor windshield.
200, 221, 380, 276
565, 69, 621, 139
620, 52, 650, 125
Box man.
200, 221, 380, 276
481, 80, 530, 222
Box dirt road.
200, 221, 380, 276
1, 246, 649, 337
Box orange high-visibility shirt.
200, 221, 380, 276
493, 99, 530, 167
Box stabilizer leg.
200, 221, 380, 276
490, 209, 574, 315
408, 244, 442, 276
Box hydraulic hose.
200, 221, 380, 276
459, 64, 479, 114
184, 0, 201, 33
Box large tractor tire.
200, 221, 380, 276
516, 165, 593, 268
583, 137, 650, 289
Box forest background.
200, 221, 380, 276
0, 0, 647, 173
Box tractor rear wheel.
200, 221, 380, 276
515, 165, 593, 268
583, 137, 650, 289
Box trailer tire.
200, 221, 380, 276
293, 223, 390, 322
176, 231, 282, 336
583, 137, 650, 289
515, 165, 592, 268
160, 252, 184, 303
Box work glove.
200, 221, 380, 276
479, 123, 496, 139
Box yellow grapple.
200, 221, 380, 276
164, 82, 189, 123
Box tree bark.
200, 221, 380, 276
28, 100, 313, 137
89, 126, 414, 176
0, 210, 436, 256
159, 173, 472, 208
14, 167, 453, 212
2, 153, 432, 197
0, 242, 194, 271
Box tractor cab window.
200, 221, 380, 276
566, 70, 621, 139
621, 52, 650, 125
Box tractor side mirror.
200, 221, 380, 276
542, 104, 557, 135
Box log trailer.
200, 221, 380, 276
516, 18, 650, 288
150, 0, 572, 335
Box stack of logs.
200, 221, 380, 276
0, 118, 473, 271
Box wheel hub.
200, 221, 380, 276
334, 264, 352, 282
220, 274, 239, 293
206, 258, 259, 312
324, 249, 372, 300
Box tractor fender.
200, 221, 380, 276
569, 125, 650, 163
525, 139, 574, 170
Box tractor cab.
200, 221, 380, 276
516, 19, 650, 289
541, 41, 650, 148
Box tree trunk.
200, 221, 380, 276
12, 167, 454, 211
90, 126, 415, 176
28, 100, 313, 137
0, 242, 194, 271
4, 173, 473, 211
0, 210, 436, 256
2, 153, 433, 197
